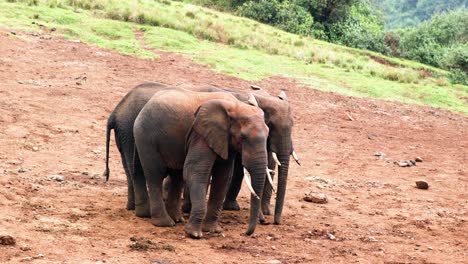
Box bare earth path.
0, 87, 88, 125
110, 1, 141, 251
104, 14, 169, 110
0, 30, 467, 264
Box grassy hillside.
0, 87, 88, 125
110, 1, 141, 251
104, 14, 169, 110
1, 0, 466, 113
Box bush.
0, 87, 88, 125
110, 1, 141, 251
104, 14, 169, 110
238, 0, 313, 36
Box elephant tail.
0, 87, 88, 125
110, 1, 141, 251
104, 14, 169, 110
104, 114, 115, 182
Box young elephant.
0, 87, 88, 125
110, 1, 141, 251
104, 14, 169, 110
133, 89, 269, 238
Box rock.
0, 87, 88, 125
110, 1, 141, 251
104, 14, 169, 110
303, 192, 328, 204
49, 175, 65, 182
374, 152, 385, 157
92, 149, 101, 154
415, 157, 423, 162
32, 147, 39, 152
20, 246, 31, 251
250, 85, 261, 90
415, 180, 429, 190
0, 235, 16, 245
395, 160, 416, 167
326, 233, 336, 240
267, 260, 281, 264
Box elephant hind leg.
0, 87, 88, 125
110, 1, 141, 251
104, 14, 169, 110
137, 149, 174, 227
165, 170, 185, 223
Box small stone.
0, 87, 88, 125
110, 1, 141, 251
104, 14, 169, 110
395, 160, 414, 167
18, 168, 27, 173
250, 85, 261, 90
303, 193, 328, 204
427, 246, 433, 250
271, 245, 277, 250
267, 260, 281, 264
49, 175, 65, 182
32, 147, 39, 152
415, 180, 429, 190
0, 235, 16, 245
326, 233, 336, 240
20, 246, 31, 251
92, 149, 101, 154
374, 152, 385, 157
415, 157, 423, 162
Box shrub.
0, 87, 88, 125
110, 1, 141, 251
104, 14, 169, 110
238, 0, 313, 36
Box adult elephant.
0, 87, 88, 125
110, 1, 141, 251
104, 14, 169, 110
223, 91, 299, 225
105, 83, 297, 224
133, 88, 269, 238
104, 82, 221, 216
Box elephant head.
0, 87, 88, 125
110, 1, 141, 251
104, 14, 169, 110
254, 91, 296, 224
189, 96, 269, 236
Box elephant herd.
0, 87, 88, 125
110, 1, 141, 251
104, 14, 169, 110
104, 82, 299, 238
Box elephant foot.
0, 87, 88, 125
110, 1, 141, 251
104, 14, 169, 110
150, 216, 176, 227
167, 209, 185, 223
202, 221, 223, 233
126, 201, 135, 211
135, 205, 150, 218
261, 204, 272, 215
223, 200, 240, 211
182, 200, 191, 214
184, 223, 203, 239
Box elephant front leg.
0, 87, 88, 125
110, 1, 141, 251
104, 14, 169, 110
223, 155, 243, 211
184, 137, 216, 239
203, 156, 234, 233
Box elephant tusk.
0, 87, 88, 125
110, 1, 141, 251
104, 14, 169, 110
266, 168, 275, 193
243, 168, 260, 200
272, 152, 281, 167
292, 151, 301, 166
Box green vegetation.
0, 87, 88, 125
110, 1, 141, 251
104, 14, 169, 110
0, 0, 466, 113
189, 0, 467, 85
372, 0, 466, 29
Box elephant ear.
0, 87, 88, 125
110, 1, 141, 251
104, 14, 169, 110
192, 99, 233, 160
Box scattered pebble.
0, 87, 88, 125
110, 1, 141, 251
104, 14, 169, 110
326, 233, 336, 240
267, 260, 281, 264
48, 175, 65, 182
395, 160, 416, 167
428, 246, 433, 250
32, 147, 39, 152
374, 152, 385, 157
250, 85, 261, 90
415, 157, 423, 162
415, 180, 429, 190
303, 192, 328, 204
20, 246, 31, 251
0, 235, 16, 245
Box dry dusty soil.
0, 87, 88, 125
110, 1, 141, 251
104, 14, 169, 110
0, 29, 467, 264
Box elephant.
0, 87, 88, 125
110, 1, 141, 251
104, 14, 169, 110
222, 91, 298, 225
104, 82, 222, 216
105, 82, 297, 225
133, 88, 270, 238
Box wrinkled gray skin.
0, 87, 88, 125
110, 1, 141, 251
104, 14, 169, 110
133, 88, 269, 238
105, 82, 294, 225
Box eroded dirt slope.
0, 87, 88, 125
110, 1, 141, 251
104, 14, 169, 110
0, 30, 467, 264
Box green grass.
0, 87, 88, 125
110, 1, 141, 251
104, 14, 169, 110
0, 0, 466, 114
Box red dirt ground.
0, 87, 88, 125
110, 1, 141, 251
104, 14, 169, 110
0, 29, 467, 264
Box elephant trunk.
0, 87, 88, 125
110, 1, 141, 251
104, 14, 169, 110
273, 138, 292, 225
244, 154, 267, 236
